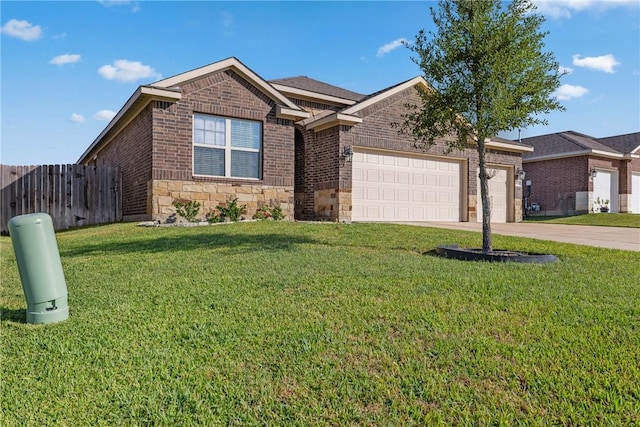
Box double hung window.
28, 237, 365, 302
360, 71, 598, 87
193, 114, 262, 179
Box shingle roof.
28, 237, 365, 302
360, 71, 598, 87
521, 131, 621, 159
598, 132, 640, 154
269, 76, 366, 102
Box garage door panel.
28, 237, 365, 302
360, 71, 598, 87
398, 207, 410, 219
366, 188, 380, 200
367, 170, 379, 182
383, 207, 395, 218
352, 150, 461, 222
366, 206, 380, 218
383, 171, 395, 183
352, 167, 364, 181
477, 168, 508, 223
632, 174, 640, 213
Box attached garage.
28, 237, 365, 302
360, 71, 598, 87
477, 167, 510, 223
351, 149, 463, 222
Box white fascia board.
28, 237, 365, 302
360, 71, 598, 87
523, 149, 623, 163
276, 105, 311, 120
630, 145, 640, 155
341, 76, 429, 115
151, 57, 303, 112
140, 86, 182, 101
306, 113, 363, 132
271, 83, 357, 106
623, 153, 640, 159
591, 149, 624, 158
485, 140, 534, 153
77, 86, 181, 163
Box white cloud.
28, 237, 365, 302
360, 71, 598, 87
93, 110, 117, 121
558, 65, 574, 75
98, 59, 161, 83
220, 11, 233, 28
376, 38, 408, 57
572, 54, 620, 73
554, 84, 589, 100
70, 113, 86, 123
531, 0, 639, 19
98, 0, 140, 12
50, 53, 81, 66
1, 19, 43, 41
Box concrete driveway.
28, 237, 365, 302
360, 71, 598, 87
400, 221, 640, 251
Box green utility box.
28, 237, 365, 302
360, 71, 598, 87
8, 213, 69, 324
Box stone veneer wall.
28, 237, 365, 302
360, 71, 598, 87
151, 180, 293, 222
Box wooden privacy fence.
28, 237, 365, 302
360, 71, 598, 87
1, 164, 122, 234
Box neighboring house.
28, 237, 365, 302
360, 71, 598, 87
78, 57, 532, 224
521, 131, 640, 215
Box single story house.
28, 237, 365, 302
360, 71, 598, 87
521, 131, 640, 215
78, 57, 532, 223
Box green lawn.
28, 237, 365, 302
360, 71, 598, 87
525, 213, 640, 228
1, 222, 639, 425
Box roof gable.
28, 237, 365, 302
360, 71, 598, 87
522, 131, 626, 161
78, 57, 310, 163
598, 132, 640, 154
270, 76, 366, 105
152, 57, 307, 117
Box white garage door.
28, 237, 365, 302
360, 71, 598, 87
631, 173, 640, 214
352, 150, 461, 222
477, 168, 508, 223
593, 170, 617, 213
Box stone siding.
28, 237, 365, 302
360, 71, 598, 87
152, 180, 293, 222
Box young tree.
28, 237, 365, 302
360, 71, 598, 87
398, 0, 564, 253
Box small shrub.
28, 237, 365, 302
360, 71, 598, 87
206, 210, 224, 224
172, 199, 201, 222
253, 205, 272, 220
270, 206, 284, 221
253, 205, 285, 221
216, 198, 246, 222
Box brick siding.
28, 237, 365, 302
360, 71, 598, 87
524, 155, 638, 214
92, 69, 296, 222
93, 105, 153, 219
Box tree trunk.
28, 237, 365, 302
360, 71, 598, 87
477, 139, 492, 253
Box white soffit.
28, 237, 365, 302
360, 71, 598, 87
306, 112, 363, 132
485, 139, 534, 153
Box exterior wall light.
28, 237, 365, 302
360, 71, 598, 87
342, 146, 353, 162
591, 168, 598, 179
516, 169, 526, 180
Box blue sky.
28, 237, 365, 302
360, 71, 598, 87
1, 0, 639, 165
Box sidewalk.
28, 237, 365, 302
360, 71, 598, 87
402, 222, 640, 251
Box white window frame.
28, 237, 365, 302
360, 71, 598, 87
192, 113, 262, 179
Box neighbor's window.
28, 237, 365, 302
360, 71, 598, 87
193, 114, 262, 179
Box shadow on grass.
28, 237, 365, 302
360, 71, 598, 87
60, 231, 316, 258
1, 307, 26, 323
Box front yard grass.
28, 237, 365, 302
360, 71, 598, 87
1, 222, 638, 425
525, 213, 640, 228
